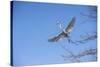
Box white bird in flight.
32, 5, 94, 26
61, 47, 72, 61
48, 17, 76, 42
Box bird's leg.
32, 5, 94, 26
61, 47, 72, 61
67, 35, 79, 45
67, 35, 71, 43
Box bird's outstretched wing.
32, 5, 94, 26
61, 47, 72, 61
65, 17, 76, 33
48, 32, 65, 42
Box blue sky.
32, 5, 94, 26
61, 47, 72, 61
12, 1, 97, 66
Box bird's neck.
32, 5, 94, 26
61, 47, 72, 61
63, 29, 67, 34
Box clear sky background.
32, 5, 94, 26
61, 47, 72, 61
12, 1, 97, 66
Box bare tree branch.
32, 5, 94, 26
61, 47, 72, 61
61, 48, 97, 62
76, 34, 97, 44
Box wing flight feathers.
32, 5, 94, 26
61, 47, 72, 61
65, 17, 76, 33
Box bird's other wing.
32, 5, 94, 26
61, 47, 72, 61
48, 32, 65, 42
65, 17, 76, 33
